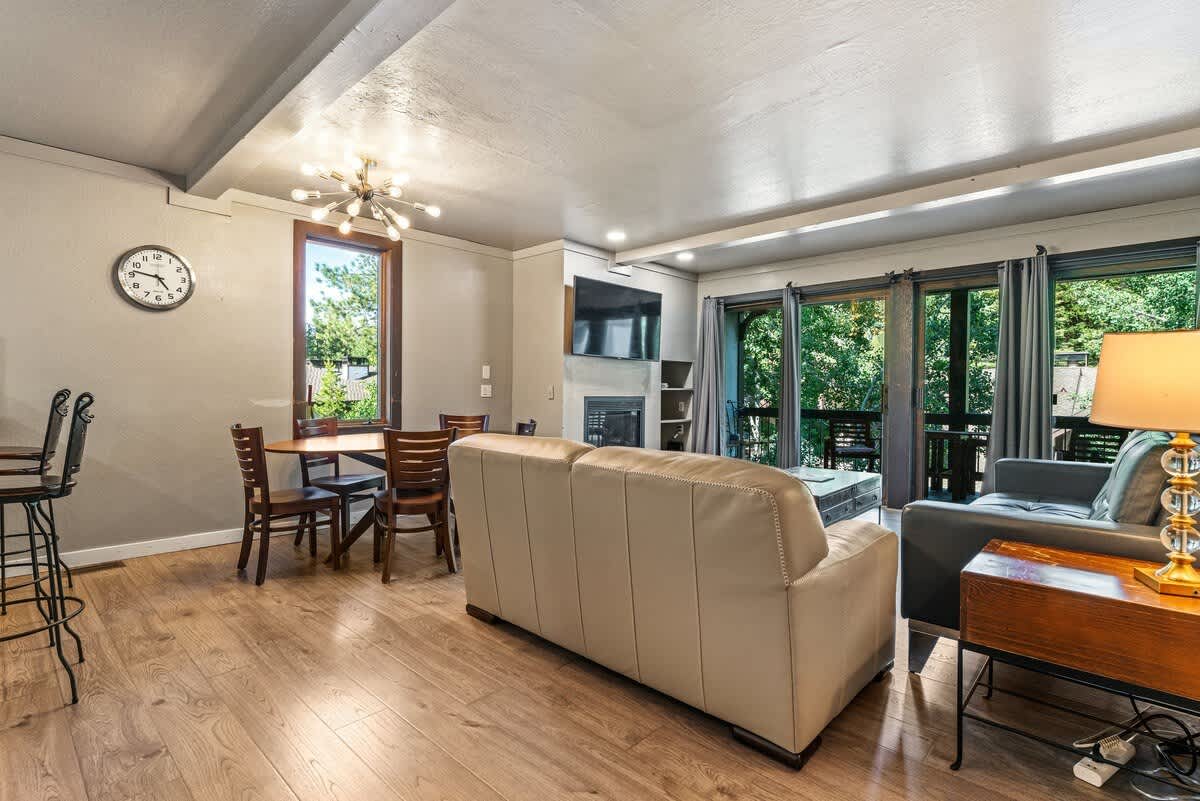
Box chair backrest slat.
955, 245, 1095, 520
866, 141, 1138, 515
37, 388, 72, 474
230, 424, 270, 499
54, 393, 94, 495
438, 413, 489, 438
384, 428, 455, 493
294, 416, 339, 483
829, 418, 874, 448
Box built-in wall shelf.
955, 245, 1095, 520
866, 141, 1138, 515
659, 360, 693, 451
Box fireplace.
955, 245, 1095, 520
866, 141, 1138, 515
583, 396, 645, 448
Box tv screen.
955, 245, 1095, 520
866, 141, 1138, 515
571, 276, 662, 361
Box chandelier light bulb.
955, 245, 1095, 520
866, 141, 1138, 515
393, 172, 410, 186
386, 225, 401, 241
300, 162, 317, 176
388, 185, 402, 198
338, 219, 353, 235
349, 155, 365, 171
312, 201, 337, 222
424, 205, 441, 218
291, 188, 320, 201
346, 199, 362, 216
340, 182, 351, 192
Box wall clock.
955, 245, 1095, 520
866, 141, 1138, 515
113, 245, 196, 311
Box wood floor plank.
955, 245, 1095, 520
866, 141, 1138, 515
59, 579, 190, 801
0, 681, 89, 801
85, 558, 301, 801
336, 710, 507, 801
125, 656, 301, 801
209, 665, 404, 801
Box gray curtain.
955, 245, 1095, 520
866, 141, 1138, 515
984, 253, 1052, 490
777, 287, 802, 468
689, 297, 725, 454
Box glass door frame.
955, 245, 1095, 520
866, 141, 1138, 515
725, 286, 890, 470
913, 274, 998, 500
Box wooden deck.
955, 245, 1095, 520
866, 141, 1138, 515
0, 509, 1149, 800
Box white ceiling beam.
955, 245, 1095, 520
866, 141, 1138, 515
615, 127, 1200, 266
185, 0, 455, 198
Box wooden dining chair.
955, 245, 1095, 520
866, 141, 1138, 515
435, 414, 488, 558
293, 417, 384, 558
230, 424, 341, 585
373, 428, 456, 582
437, 413, 489, 437
516, 419, 537, 436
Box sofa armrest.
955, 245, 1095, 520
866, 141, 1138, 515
900, 500, 1162, 632
993, 458, 1110, 501
786, 519, 896, 753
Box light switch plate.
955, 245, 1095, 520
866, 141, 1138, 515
481, 384, 493, 398
481, 364, 491, 379
547, 384, 555, 400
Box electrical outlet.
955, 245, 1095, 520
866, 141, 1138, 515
481, 364, 491, 379
480, 384, 492, 398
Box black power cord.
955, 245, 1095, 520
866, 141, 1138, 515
1121, 697, 1200, 800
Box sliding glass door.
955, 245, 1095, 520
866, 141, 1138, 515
918, 282, 999, 501
728, 292, 887, 472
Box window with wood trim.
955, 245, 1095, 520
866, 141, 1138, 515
293, 221, 401, 427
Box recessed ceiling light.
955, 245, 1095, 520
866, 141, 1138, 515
676, 251, 695, 263
606, 230, 627, 243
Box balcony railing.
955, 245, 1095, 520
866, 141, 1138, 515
730, 406, 1128, 503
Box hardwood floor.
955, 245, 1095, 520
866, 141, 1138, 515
0, 510, 1154, 800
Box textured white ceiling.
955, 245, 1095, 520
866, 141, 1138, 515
0, 0, 351, 175
241, 0, 1200, 253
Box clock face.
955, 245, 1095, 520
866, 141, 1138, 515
114, 246, 196, 310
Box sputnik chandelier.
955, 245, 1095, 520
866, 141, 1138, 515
291, 156, 441, 240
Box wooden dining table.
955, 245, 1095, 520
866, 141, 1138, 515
264, 428, 509, 563
264, 432, 388, 560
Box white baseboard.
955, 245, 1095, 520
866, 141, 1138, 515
61, 526, 246, 569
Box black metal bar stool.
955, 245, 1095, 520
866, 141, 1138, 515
1, 388, 72, 610
0, 392, 93, 704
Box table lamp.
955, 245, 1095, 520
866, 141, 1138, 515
1090, 329, 1200, 596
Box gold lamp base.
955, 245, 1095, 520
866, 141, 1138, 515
1136, 431, 1200, 597
1134, 562, 1200, 597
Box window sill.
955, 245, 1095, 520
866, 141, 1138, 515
335, 421, 391, 434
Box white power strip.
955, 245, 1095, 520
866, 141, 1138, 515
1074, 736, 1136, 787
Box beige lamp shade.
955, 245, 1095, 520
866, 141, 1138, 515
1089, 329, 1200, 432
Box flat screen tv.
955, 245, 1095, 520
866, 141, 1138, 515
571, 276, 662, 361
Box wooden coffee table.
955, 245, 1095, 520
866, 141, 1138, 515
953, 539, 1200, 780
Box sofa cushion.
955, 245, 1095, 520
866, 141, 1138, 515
1089, 430, 1171, 524
971, 492, 1093, 519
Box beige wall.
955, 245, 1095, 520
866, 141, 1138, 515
0, 150, 512, 553
511, 248, 566, 435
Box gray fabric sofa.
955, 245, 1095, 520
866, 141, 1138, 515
900, 430, 1171, 672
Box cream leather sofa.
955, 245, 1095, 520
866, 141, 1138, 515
447, 433, 897, 767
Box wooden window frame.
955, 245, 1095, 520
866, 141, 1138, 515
292, 220, 402, 431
